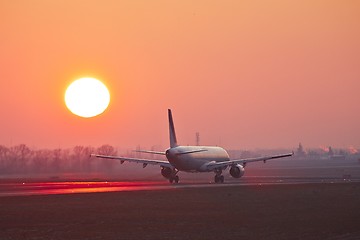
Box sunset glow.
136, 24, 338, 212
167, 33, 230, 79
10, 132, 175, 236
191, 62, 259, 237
0, 1, 359, 149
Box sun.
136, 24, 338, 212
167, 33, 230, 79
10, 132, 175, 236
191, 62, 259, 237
65, 77, 110, 118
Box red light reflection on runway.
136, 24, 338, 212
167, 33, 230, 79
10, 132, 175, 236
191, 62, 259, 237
0, 181, 170, 197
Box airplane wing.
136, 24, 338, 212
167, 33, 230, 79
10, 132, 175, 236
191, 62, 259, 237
133, 150, 166, 155
91, 154, 173, 168
204, 152, 294, 171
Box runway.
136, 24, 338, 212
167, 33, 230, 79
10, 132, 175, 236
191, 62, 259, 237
0, 176, 358, 197
1, 179, 360, 240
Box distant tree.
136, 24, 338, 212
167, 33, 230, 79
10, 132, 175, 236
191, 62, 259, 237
71, 145, 95, 172
50, 148, 62, 172
32, 149, 51, 173
328, 146, 334, 157
307, 149, 320, 159
0, 145, 10, 172
61, 148, 71, 171
10, 144, 31, 173
240, 150, 255, 159
80, 146, 95, 171
97, 144, 117, 155
338, 149, 347, 156
97, 144, 117, 171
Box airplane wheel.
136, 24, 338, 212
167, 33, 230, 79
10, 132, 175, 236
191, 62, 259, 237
174, 175, 179, 184
220, 175, 224, 183
214, 175, 224, 183
169, 176, 179, 184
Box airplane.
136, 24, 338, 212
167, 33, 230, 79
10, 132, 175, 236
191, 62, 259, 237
91, 109, 293, 183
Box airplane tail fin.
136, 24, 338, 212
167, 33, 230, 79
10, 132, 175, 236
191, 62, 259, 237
168, 109, 178, 148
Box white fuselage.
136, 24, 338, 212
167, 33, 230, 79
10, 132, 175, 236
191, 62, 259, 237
166, 146, 230, 172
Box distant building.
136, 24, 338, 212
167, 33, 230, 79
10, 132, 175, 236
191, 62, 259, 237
296, 143, 306, 158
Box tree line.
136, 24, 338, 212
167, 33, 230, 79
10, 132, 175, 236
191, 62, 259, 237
0, 144, 119, 175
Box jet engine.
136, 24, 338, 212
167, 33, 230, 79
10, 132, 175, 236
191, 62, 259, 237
229, 164, 245, 178
161, 167, 173, 179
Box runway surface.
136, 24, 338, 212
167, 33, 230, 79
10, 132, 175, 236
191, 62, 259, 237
1, 178, 360, 240
1, 176, 358, 197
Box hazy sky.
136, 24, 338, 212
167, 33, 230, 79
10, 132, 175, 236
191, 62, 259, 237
0, 1, 359, 150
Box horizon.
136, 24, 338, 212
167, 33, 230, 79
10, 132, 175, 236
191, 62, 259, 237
1, 142, 358, 154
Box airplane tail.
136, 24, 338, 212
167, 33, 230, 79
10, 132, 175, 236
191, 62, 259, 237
168, 109, 178, 148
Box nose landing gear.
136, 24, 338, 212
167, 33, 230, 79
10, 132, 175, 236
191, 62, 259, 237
214, 169, 224, 183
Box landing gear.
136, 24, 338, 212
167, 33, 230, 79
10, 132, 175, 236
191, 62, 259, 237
214, 175, 224, 183
169, 175, 179, 184
214, 169, 224, 183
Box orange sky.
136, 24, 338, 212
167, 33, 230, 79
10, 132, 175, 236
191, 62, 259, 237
0, 1, 359, 150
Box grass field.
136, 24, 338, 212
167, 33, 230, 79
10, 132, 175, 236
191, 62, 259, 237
1, 182, 360, 240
